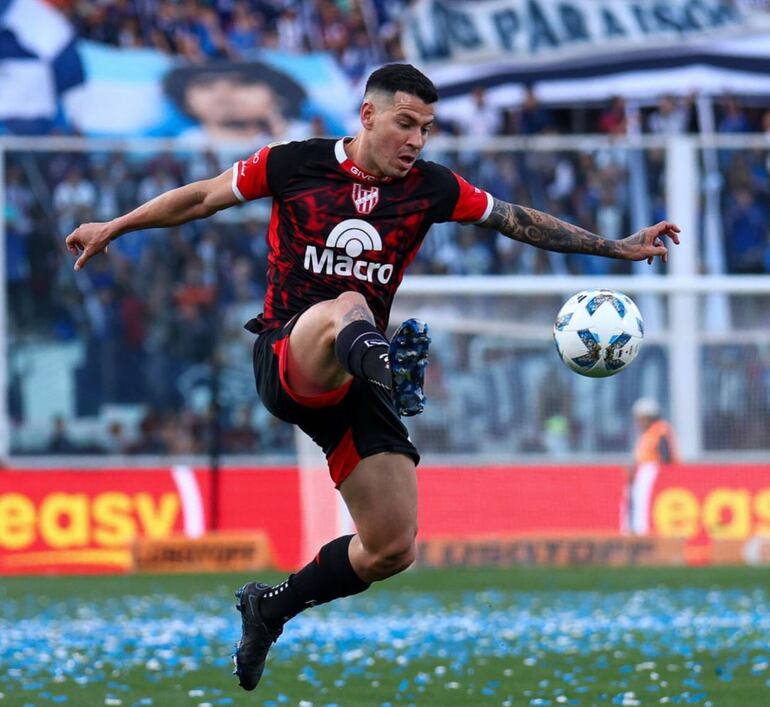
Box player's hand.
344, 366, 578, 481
619, 221, 681, 264
65, 222, 113, 271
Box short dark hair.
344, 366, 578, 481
364, 63, 438, 104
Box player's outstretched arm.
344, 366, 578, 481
65, 168, 238, 271
480, 197, 680, 264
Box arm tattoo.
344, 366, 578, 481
481, 198, 625, 258
340, 304, 375, 327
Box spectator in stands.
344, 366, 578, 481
340, 28, 378, 81
70, 0, 386, 65
161, 410, 203, 454
647, 94, 693, 134
103, 420, 132, 455
224, 405, 261, 453
718, 95, 752, 134
53, 165, 96, 236
138, 160, 179, 205
705, 347, 752, 449
723, 187, 769, 274
46, 415, 79, 454
150, 0, 184, 54
5, 164, 34, 332
762, 108, 770, 138
188, 5, 230, 61
537, 363, 575, 456
276, 5, 307, 52
456, 86, 501, 139
586, 186, 625, 275
598, 95, 627, 135
518, 84, 552, 135
226, 1, 265, 58
128, 410, 168, 454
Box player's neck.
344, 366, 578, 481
344, 135, 386, 180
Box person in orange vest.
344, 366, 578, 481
632, 398, 679, 466
626, 398, 679, 534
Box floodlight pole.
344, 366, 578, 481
208, 258, 223, 532
665, 136, 701, 460
0, 145, 8, 465
209, 346, 222, 532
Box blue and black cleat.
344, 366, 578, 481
232, 582, 283, 691
389, 318, 431, 417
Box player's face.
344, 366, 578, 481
367, 91, 435, 178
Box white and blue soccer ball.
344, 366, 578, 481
553, 289, 644, 378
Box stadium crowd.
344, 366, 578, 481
69, 0, 407, 80
5, 1, 770, 456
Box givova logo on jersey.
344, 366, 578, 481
303, 219, 394, 284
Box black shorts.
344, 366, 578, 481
252, 318, 420, 487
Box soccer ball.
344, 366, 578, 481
553, 289, 644, 378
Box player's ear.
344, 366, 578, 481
360, 100, 376, 130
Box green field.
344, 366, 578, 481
2, 567, 770, 706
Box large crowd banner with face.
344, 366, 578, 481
59, 43, 354, 141
402, 0, 770, 105
0, 0, 355, 138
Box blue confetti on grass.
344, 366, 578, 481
2, 587, 770, 704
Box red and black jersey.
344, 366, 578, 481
232, 137, 492, 333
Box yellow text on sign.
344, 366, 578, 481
653, 487, 770, 539
0, 492, 180, 550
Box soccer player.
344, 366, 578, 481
65, 64, 680, 691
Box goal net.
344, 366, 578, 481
393, 278, 770, 463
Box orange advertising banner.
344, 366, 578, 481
133, 532, 274, 573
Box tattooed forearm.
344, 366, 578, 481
482, 198, 626, 258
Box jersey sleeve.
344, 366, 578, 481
231, 141, 302, 202
232, 145, 272, 202
450, 172, 494, 224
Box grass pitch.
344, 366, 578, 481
2, 567, 770, 706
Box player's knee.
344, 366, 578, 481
333, 291, 371, 325
335, 291, 368, 308
368, 532, 417, 579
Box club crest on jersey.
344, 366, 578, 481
351, 183, 379, 215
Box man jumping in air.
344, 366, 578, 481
66, 63, 679, 691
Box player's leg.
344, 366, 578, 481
233, 453, 416, 691
285, 291, 392, 396
339, 452, 418, 582
254, 452, 415, 621
234, 297, 418, 691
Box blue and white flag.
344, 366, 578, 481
0, 0, 84, 134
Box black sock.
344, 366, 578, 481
334, 320, 391, 390
258, 535, 370, 626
